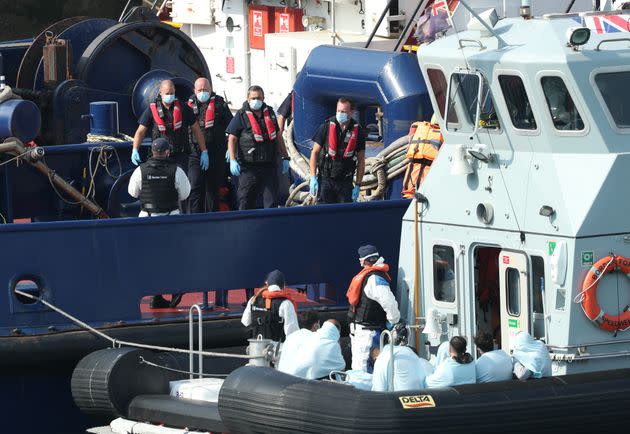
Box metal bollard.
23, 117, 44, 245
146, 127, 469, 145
189, 304, 203, 379
247, 335, 272, 367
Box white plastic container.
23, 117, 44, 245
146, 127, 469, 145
169, 378, 224, 403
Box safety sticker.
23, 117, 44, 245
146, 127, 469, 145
399, 395, 436, 409
548, 241, 557, 256
581, 251, 594, 267
508, 319, 519, 328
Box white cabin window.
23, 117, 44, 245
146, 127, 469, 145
498, 75, 537, 130
427, 68, 447, 119
506, 267, 521, 316
433, 245, 456, 303
595, 71, 630, 129
446, 72, 480, 133
541, 76, 584, 131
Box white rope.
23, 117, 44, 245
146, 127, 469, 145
14, 289, 260, 360
573, 255, 616, 304
138, 356, 229, 377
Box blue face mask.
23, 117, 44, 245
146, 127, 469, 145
249, 99, 263, 110
196, 91, 210, 103
336, 111, 349, 124
162, 94, 176, 104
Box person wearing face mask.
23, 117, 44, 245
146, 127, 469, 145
187, 77, 233, 213
309, 97, 366, 203
132, 80, 207, 189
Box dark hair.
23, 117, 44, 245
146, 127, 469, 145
248, 85, 265, 98
450, 336, 473, 364
474, 330, 494, 353
300, 311, 319, 330
337, 97, 354, 110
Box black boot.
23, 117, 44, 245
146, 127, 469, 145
150, 295, 171, 309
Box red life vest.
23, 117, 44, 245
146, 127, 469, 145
346, 263, 390, 307
245, 107, 277, 143
150, 100, 183, 132
258, 288, 298, 312
328, 121, 358, 160
188, 96, 215, 128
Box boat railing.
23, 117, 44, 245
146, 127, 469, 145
189, 304, 203, 379
14, 288, 264, 362
379, 329, 395, 392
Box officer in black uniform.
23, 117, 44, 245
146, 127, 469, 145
187, 77, 233, 212
309, 97, 366, 204
131, 79, 208, 179
226, 85, 291, 210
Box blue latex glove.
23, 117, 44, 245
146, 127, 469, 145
282, 159, 290, 175
200, 150, 209, 171
385, 321, 394, 331
225, 149, 230, 163
352, 185, 361, 202
230, 159, 241, 177
309, 176, 319, 196
131, 148, 141, 166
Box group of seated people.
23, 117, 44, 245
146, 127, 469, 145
276, 311, 552, 391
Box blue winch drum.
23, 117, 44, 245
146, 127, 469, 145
0, 99, 41, 142
87, 101, 119, 136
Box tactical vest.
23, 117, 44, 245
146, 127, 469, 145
349, 270, 390, 329
319, 117, 360, 180
139, 157, 179, 213
250, 295, 286, 341
150, 100, 190, 154
237, 103, 277, 165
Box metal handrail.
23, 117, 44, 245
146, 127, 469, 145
14, 289, 259, 360
595, 38, 630, 51
380, 330, 395, 392
189, 304, 203, 379
458, 39, 486, 50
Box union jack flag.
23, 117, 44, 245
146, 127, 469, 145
582, 15, 630, 34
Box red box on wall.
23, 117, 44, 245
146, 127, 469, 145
249, 5, 275, 49
274, 7, 304, 34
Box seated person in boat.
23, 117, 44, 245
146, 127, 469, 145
431, 340, 450, 368
276, 311, 321, 375
290, 319, 346, 380
372, 322, 434, 392
511, 331, 552, 380
425, 336, 476, 388
474, 331, 512, 383
241, 270, 299, 342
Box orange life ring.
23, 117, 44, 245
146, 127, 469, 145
581, 255, 630, 332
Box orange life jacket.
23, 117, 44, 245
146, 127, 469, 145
150, 100, 183, 132
245, 107, 277, 143
188, 95, 215, 128
257, 288, 298, 312
346, 263, 391, 307
402, 121, 443, 199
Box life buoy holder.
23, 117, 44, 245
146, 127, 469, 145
579, 255, 630, 332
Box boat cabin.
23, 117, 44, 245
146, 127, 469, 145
398, 9, 630, 374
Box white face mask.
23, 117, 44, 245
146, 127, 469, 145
196, 91, 210, 103
162, 94, 176, 104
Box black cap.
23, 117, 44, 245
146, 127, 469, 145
358, 244, 379, 260
265, 269, 285, 288
152, 138, 172, 152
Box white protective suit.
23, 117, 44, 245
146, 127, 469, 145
511, 332, 552, 379
425, 357, 476, 388
431, 341, 450, 368
276, 328, 314, 376
372, 345, 434, 392
295, 321, 346, 379
475, 349, 513, 383
350, 258, 401, 371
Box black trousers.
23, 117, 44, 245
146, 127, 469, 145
319, 176, 353, 204
237, 163, 279, 210
188, 150, 227, 213
171, 152, 189, 213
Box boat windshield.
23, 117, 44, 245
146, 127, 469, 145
446, 72, 480, 133
541, 76, 584, 131
595, 71, 630, 129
